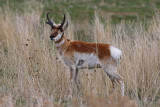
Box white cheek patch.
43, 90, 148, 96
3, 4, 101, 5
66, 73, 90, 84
55, 39, 65, 47
53, 33, 63, 41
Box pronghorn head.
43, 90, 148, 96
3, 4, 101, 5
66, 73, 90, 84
46, 12, 68, 41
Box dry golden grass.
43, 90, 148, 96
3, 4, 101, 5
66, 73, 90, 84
0, 5, 160, 107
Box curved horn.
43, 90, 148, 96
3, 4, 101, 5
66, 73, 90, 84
59, 14, 66, 29
46, 12, 54, 27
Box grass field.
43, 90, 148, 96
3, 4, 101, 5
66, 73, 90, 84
0, 0, 160, 107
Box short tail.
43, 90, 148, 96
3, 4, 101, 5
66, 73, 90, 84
110, 46, 122, 63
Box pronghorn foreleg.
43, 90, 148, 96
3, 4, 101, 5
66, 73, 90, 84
70, 66, 81, 88
69, 66, 81, 97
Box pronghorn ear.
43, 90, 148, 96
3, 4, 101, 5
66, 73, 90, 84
62, 22, 68, 31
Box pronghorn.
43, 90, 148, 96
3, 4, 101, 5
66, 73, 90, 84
46, 12, 124, 95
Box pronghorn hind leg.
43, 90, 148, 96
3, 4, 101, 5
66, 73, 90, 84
117, 78, 124, 96
111, 70, 124, 96
103, 65, 124, 96
106, 72, 116, 91
111, 78, 116, 91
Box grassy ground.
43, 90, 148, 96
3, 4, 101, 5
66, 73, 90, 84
0, 0, 160, 107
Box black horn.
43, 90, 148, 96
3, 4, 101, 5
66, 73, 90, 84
59, 14, 66, 29
46, 12, 54, 27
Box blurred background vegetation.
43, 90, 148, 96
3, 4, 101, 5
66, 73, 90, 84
1, 0, 160, 24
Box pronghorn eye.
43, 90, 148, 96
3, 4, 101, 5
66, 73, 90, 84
60, 28, 63, 32
51, 27, 54, 31
51, 26, 56, 31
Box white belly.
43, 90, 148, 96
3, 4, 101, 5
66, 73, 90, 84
74, 53, 101, 69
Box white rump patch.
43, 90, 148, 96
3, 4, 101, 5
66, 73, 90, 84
110, 46, 122, 62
